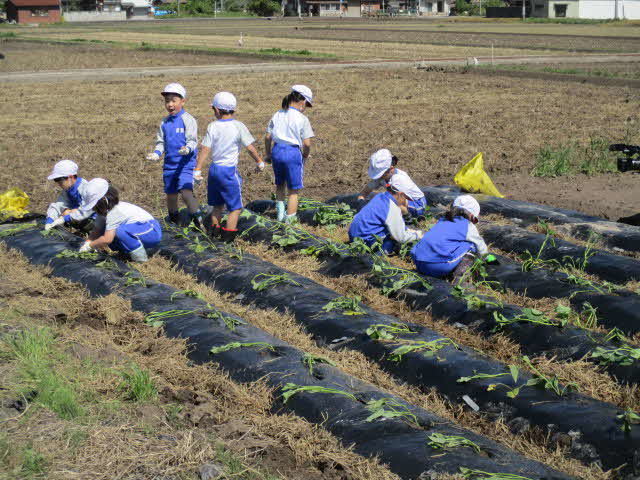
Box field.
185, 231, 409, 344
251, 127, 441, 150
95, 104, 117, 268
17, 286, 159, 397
2, 18, 640, 480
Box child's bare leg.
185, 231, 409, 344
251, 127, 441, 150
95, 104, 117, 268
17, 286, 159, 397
287, 190, 299, 215
211, 206, 224, 227
166, 194, 179, 214
275, 184, 286, 202
180, 189, 199, 214
225, 209, 241, 231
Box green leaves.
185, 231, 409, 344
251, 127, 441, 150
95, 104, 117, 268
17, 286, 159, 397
55, 248, 99, 261
617, 409, 640, 433
459, 467, 534, 479
170, 289, 203, 302
457, 365, 521, 398
388, 338, 457, 363
521, 356, 578, 397
365, 398, 419, 427
492, 308, 566, 332
322, 295, 365, 316
428, 433, 481, 454
280, 383, 357, 404
251, 273, 301, 292
366, 323, 414, 341
210, 342, 275, 355
205, 308, 244, 331
591, 345, 640, 366
301, 354, 336, 375
144, 309, 195, 327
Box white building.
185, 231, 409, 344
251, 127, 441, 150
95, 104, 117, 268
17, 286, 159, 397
531, 0, 640, 19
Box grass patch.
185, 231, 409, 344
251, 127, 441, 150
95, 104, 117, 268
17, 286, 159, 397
119, 365, 157, 402
531, 137, 617, 177
523, 17, 624, 24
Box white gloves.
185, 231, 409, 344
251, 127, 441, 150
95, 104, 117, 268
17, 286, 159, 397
44, 217, 65, 231
193, 170, 203, 186
255, 161, 265, 173
146, 152, 160, 162
178, 146, 191, 156
79, 241, 93, 253
407, 228, 424, 240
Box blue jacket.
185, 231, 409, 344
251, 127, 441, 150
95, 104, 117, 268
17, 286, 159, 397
348, 191, 422, 245
411, 217, 488, 265
154, 110, 198, 171
46, 177, 93, 224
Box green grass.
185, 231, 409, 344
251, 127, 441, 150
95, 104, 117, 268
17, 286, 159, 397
119, 365, 157, 402
531, 137, 617, 177
21, 447, 47, 477
523, 17, 623, 24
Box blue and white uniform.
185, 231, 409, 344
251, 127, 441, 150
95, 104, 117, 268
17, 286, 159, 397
154, 110, 198, 194
411, 217, 488, 278
266, 107, 314, 190
95, 202, 162, 253
201, 119, 255, 211
46, 177, 94, 225
366, 169, 427, 217
348, 191, 423, 254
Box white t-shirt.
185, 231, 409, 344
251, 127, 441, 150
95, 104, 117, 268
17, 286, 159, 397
266, 108, 314, 147
367, 168, 424, 202
201, 119, 255, 167
95, 202, 154, 232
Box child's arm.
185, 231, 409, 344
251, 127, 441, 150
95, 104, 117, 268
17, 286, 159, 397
264, 133, 273, 162
466, 223, 488, 256
301, 138, 312, 160
181, 114, 198, 155
147, 122, 165, 161
194, 145, 211, 183
46, 192, 70, 223
385, 202, 423, 244
246, 144, 264, 171
87, 229, 116, 250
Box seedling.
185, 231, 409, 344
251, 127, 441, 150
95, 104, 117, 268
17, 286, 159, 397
604, 327, 628, 343
522, 355, 578, 397
144, 309, 195, 327
280, 383, 357, 403
322, 295, 365, 316
365, 398, 420, 427
251, 273, 301, 291
123, 271, 146, 287
271, 228, 303, 247
210, 342, 276, 355
40, 228, 65, 239
95, 258, 119, 271
458, 365, 521, 398
554, 302, 598, 329
520, 233, 559, 272
313, 204, 354, 226
459, 467, 533, 480
535, 219, 558, 237
188, 234, 212, 254
453, 285, 503, 310
170, 289, 203, 302
372, 262, 432, 296
0, 223, 36, 237
397, 239, 417, 260
492, 308, 566, 332
428, 433, 481, 454
220, 242, 243, 260
301, 353, 336, 375
388, 338, 457, 363
205, 308, 244, 331
591, 345, 640, 366
301, 240, 345, 258
366, 323, 414, 341
55, 249, 100, 261
617, 409, 640, 433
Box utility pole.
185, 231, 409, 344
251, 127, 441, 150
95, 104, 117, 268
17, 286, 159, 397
615, 0, 619, 19
521, 0, 525, 20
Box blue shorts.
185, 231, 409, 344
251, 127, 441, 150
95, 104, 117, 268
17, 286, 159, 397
208, 164, 243, 211
163, 166, 194, 194
272, 143, 304, 190
408, 197, 427, 217
111, 219, 162, 253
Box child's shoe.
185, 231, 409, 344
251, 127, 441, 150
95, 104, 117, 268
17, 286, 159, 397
168, 211, 180, 225
221, 227, 238, 243
209, 224, 222, 239
129, 246, 149, 263
284, 213, 298, 225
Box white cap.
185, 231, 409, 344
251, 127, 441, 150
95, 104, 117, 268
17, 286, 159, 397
387, 174, 415, 197
453, 195, 480, 219
47, 159, 78, 180
212, 91, 237, 111
367, 149, 393, 180
162, 83, 186, 99
84, 178, 110, 211
292, 84, 313, 106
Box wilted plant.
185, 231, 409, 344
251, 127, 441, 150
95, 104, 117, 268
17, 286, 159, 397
251, 273, 301, 291
322, 295, 365, 316
365, 398, 419, 427
210, 342, 275, 355
301, 353, 336, 375
366, 323, 414, 340
281, 383, 356, 403
428, 433, 481, 454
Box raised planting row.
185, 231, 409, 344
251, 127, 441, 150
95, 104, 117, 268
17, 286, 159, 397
157, 222, 640, 472
293, 195, 640, 335
418, 186, 640, 256
234, 209, 640, 385
0, 222, 575, 480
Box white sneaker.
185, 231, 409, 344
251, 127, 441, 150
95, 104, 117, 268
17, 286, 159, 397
129, 246, 149, 262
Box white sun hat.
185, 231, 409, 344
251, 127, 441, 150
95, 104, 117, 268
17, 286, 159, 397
212, 91, 237, 111
83, 178, 110, 211
387, 173, 416, 197
292, 84, 313, 106
453, 194, 481, 219
47, 159, 78, 180
367, 149, 393, 180
162, 83, 186, 99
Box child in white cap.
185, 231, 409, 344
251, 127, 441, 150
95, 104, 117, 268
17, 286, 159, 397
79, 179, 162, 262
348, 174, 424, 254
194, 91, 264, 243
357, 148, 427, 217
264, 85, 315, 224
146, 83, 201, 225
410, 195, 488, 281
44, 159, 94, 231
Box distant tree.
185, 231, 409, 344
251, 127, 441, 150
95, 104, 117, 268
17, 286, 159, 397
247, 0, 278, 15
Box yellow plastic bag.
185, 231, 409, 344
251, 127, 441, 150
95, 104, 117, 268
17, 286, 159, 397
0, 188, 30, 221
454, 153, 505, 198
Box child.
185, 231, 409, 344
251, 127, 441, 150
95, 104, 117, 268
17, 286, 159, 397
79, 179, 162, 263
348, 175, 424, 254
264, 85, 314, 224
194, 91, 264, 242
44, 159, 94, 231
357, 148, 427, 217
410, 195, 488, 282
146, 83, 200, 225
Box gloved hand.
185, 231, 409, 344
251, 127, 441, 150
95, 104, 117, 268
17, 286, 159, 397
146, 152, 160, 161
193, 170, 203, 186
407, 228, 424, 240
178, 146, 191, 156
79, 241, 93, 253
255, 161, 265, 173
44, 216, 65, 231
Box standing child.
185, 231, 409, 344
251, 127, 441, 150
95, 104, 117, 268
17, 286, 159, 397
357, 148, 427, 217
410, 195, 488, 282
264, 85, 315, 224
194, 91, 264, 242
146, 83, 200, 225
79, 179, 162, 263
348, 175, 424, 254
44, 159, 94, 231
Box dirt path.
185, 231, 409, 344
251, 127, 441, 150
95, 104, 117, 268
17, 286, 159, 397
2, 52, 640, 83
